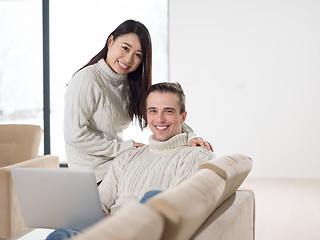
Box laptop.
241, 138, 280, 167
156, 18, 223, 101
11, 168, 104, 231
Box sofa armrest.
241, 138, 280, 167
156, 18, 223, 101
3, 155, 59, 170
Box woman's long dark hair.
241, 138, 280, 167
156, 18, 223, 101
76, 20, 152, 129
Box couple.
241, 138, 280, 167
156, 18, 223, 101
64, 19, 213, 185
47, 82, 215, 240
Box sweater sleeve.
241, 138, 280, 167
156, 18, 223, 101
98, 153, 124, 213
181, 122, 198, 142
170, 149, 215, 187
64, 71, 133, 159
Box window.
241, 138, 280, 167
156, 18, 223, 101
0, 0, 44, 154
0, 0, 168, 162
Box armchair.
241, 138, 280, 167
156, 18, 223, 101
0, 124, 59, 240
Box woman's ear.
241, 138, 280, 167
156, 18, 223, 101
107, 35, 114, 49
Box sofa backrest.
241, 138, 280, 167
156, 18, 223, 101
0, 124, 43, 167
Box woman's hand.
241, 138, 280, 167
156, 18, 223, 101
189, 138, 214, 152
133, 141, 145, 148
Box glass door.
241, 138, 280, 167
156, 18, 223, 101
0, 0, 44, 154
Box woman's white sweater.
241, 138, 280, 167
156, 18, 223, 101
64, 59, 133, 182
98, 133, 215, 214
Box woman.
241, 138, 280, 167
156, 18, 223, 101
64, 19, 212, 183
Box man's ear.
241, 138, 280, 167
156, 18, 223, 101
180, 111, 187, 124
107, 35, 114, 49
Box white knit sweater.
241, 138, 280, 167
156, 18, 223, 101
64, 59, 133, 182
98, 133, 215, 214
64, 59, 197, 183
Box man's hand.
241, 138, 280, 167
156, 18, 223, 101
188, 138, 213, 152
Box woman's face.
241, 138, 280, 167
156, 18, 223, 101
106, 33, 143, 75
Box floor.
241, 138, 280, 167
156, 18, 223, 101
18, 177, 320, 240
241, 177, 320, 240
18, 228, 53, 240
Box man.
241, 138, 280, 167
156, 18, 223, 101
98, 82, 215, 214
46, 82, 215, 240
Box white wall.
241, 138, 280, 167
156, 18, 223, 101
169, 0, 320, 178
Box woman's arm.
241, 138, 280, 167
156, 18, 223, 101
64, 72, 134, 159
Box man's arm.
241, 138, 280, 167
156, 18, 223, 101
171, 149, 215, 187
98, 153, 125, 213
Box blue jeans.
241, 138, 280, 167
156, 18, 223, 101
139, 190, 162, 203
45, 228, 79, 240
45, 190, 162, 240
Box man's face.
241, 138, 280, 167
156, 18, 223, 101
146, 91, 187, 141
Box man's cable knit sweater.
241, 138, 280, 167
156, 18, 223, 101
98, 133, 215, 214
64, 59, 197, 183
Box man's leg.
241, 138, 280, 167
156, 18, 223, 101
45, 228, 79, 240
140, 190, 162, 203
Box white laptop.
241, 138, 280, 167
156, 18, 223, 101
11, 168, 104, 231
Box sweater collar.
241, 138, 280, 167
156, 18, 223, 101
97, 59, 127, 85
149, 133, 188, 151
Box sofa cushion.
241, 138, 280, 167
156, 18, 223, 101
72, 202, 164, 240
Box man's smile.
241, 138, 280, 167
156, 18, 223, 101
154, 125, 169, 130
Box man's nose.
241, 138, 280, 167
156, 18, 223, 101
156, 112, 166, 122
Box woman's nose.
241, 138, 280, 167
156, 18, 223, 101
123, 52, 133, 64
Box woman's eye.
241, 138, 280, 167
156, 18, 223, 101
135, 53, 142, 59
122, 46, 129, 51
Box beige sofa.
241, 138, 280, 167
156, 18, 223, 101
0, 124, 59, 240
72, 153, 255, 240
